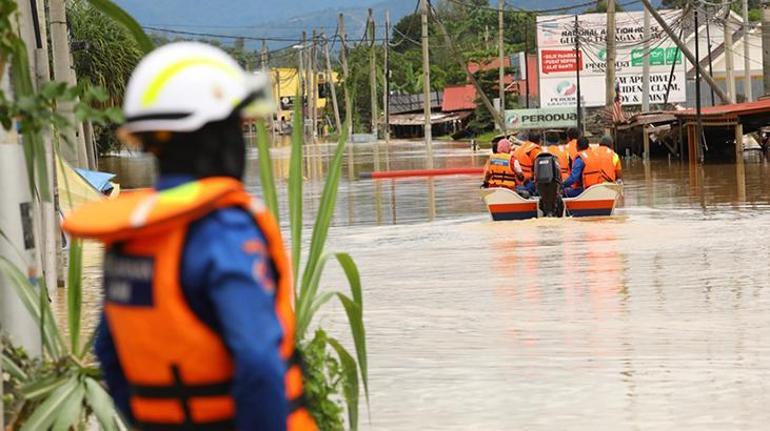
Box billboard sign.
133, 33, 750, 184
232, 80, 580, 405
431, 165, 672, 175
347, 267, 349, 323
536, 10, 686, 108
505, 108, 578, 130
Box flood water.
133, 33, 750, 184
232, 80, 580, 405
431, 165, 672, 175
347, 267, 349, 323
81, 140, 770, 430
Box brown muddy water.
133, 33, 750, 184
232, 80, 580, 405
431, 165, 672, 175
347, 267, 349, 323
68, 140, 770, 430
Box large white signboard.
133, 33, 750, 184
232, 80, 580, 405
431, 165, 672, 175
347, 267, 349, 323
536, 10, 686, 108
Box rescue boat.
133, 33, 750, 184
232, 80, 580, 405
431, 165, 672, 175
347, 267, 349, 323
481, 183, 622, 221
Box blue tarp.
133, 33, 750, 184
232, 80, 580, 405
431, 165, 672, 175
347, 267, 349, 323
74, 168, 116, 193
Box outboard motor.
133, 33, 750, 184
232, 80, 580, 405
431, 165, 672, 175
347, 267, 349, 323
534, 153, 565, 217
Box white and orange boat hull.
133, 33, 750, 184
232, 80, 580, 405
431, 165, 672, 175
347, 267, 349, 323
481, 184, 622, 221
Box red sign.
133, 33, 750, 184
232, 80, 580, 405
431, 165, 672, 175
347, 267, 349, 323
541, 50, 583, 74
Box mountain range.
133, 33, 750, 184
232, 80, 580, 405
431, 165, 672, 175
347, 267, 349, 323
113, 0, 664, 49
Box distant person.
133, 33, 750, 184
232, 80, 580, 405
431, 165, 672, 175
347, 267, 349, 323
512, 131, 542, 195
597, 135, 623, 183
483, 139, 517, 190
566, 127, 581, 166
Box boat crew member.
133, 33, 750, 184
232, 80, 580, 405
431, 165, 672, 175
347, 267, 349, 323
483, 139, 517, 189
541, 138, 570, 182
513, 132, 542, 195
566, 127, 581, 166
598, 135, 623, 183
62, 42, 316, 431
563, 137, 617, 198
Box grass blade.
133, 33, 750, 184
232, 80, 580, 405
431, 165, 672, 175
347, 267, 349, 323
84, 0, 154, 54
21, 374, 68, 400
67, 240, 84, 354
288, 88, 304, 290
19, 376, 79, 431
85, 377, 118, 431
255, 120, 280, 223
51, 381, 85, 431
333, 254, 368, 405
327, 337, 360, 431
1, 351, 28, 380
299, 120, 350, 296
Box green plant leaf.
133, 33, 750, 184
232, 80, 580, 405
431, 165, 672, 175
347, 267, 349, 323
1, 351, 28, 380
67, 240, 84, 354
20, 375, 79, 431
299, 121, 350, 297
335, 291, 368, 408
85, 377, 118, 431
288, 87, 304, 291
20, 374, 68, 400
255, 120, 280, 222
52, 381, 86, 431
0, 257, 64, 358
327, 337, 359, 431
84, 0, 154, 54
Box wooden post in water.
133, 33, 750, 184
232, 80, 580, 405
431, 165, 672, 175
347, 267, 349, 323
643, 126, 650, 162
322, 33, 342, 136
368, 9, 379, 138
735, 122, 746, 201
384, 10, 391, 146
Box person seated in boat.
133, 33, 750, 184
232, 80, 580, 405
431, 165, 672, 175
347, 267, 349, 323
563, 137, 617, 198
540, 136, 570, 182
566, 127, 581, 167
513, 132, 542, 195
598, 135, 623, 184
482, 139, 516, 190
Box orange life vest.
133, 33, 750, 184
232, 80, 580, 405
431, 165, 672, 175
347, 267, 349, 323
578, 147, 616, 189
484, 153, 517, 189
566, 139, 578, 166
62, 177, 316, 431
540, 145, 570, 181
513, 141, 541, 182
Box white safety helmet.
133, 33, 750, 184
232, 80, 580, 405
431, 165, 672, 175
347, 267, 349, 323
121, 41, 273, 136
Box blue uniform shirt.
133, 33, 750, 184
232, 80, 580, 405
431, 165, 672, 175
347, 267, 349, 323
563, 157, 585, 189
94, 175, 287, 430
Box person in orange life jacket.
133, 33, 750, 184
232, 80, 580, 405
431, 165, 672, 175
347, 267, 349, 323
599, 135, 623, 184
513, 131, 542, 195
483, 139, 516, 189
562, 137, 591, 197
62, 43, 316, 431
565, 127, 581, 167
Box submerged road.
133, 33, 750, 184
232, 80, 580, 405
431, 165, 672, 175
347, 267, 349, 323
84, 141, 770, 430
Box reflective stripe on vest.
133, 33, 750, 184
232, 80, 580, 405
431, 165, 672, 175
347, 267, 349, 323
486, 153, 517, 188
62, 177, 317, 431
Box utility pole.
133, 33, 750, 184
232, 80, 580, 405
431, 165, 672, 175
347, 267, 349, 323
640, 0, 729, 104
339, 14, 353, 140
322, 33, 342, 136
606, 0, 617, 110
260, 39, 276, 137
50, 0, 89, 169
763, 1, 770, 95
524, 14, 531, 109
420, 0, 433, 164
498, 0, 506, 133
298, 31, 306, 140
368, 9, 379, 137
706, 16, 716, 105
575, 15, 583, 133
695, 8, 704, 162
743, 0, 753, 101
384, 10, 391, 146
642, 6, 651, 111
725, 10, 737, 103
311, 29, 318, 144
